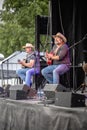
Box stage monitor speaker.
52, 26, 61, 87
55, 92, 86, 107
9, 84, 27, 100
43, 84, 67, 100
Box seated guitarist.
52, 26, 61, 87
16, 43, 40, 89
41, 32, 71, 85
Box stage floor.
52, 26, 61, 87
0, 96, 87, 130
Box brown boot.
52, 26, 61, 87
22, 84, 30, 93
27, 88, 37, 98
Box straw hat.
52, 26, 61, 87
22, 43, 34, 49
53, 32, 67, 43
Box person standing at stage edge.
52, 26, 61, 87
41, 32, 71, 85
16, 43, 40, 88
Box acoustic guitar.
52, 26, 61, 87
47, 58, 53, 65
46, 52, 53, 65
46, 46, 59, 65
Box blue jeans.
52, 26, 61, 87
16, 68, 40, 87
41, 64, 70, 84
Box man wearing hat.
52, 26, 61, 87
41, 32, 70, 85
16, 43, 40, 89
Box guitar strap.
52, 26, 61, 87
25, 52, 35, 63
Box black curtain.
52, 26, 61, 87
51, 0, 87, 65
51, 0, 87, 89
35, 0, 87, 89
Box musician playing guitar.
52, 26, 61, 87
45, 41, 63, 65
41, 32, 71, 85
16, 43, 40, 90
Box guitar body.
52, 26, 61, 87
47, 59, 52, 65
46, 46, 58, 65
46, 52, 53, 65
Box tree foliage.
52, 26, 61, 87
0, 0, 48, 57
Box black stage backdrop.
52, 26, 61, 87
51, 0, 87, 64
50, 0, 87, 89
35, 0, 87, 90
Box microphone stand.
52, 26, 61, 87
69, 34, 87, 49
69, 34, 87, 92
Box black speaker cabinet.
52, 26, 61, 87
9, 84, 27, 100
55, 92, 86, 107
43, 84, 67, 99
